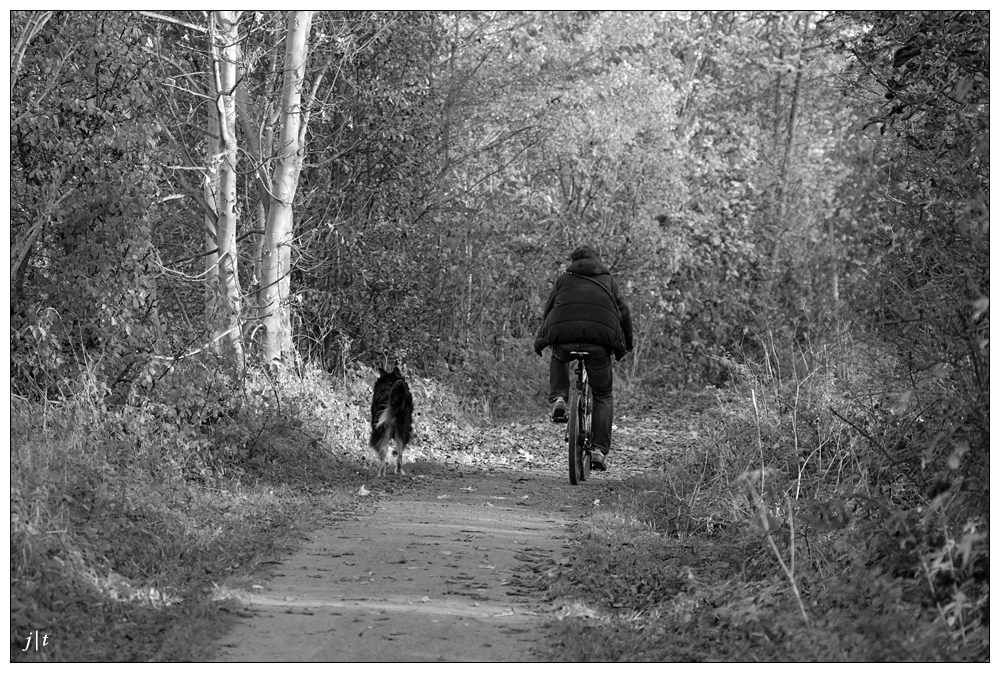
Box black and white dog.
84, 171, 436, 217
369, 365, 414, 476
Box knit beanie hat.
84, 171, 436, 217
570, 245, 599, 261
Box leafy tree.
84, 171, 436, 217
291, 12, 458, 368
11, 11, 163, 399
834, 10, 989, 493
139, 11, 321, 370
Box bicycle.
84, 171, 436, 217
565, 351, 593, 485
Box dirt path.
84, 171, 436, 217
212, 405, 690, 662
214, 460, 596, 662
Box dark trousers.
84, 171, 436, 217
549, 343, 613, 454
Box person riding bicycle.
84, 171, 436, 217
534, 245, 634, 471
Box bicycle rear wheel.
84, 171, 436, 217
580, 383, 592, 481
568, 381, 581, 485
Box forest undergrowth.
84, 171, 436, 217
10, 337, 989, 662
11, 360, 404, 661
541, 335, 989, 662
9, 346, 556, 662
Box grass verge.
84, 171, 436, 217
543, 473, 980, 661
9, 362, 385, 662
540, 346, 989, 662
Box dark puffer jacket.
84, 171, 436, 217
534, 258, 634, 359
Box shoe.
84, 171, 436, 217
591, 451, 608, 471
551, 397, 567, 423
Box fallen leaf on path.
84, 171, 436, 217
555, 601, 600, 620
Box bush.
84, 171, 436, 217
543, 319, 988, 662
9, 359, 368, 662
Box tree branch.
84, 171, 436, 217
136, 11, 208, 34
10, 172, 74, 284
10, 11, 54, 94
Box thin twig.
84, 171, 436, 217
750, 483, 811, 626
829, 407, 925, 496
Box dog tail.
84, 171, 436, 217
376, 402, 394, 431
371, 380, 411, 441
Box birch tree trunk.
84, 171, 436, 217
236, 38, 278, 324
207, 10, 245, 371
260, 11, 314, 367
204, 58, 222, 354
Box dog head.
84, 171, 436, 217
378, 365, 402, 379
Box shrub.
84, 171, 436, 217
9, 358, 368, 662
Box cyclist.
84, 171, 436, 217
534, 245, 633, 471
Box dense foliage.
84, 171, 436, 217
11, 12, 164, 400
9, 10, 988, 662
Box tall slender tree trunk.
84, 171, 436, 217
236, 61, 276, 323
768, 11, 811, 282
776, 12, 808, 222
260, 10, 314, 367
204, 63, 222, 354
207, 10, 245, 372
